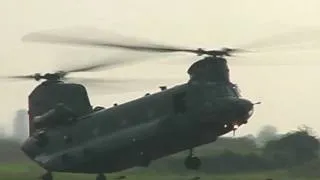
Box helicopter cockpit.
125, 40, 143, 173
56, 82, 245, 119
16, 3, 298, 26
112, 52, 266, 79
222, 83, 241, 97
219, 84, 240, 97
230, 83, 241, 97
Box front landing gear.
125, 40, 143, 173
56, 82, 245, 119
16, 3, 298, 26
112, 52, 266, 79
96, 173, 106, 180
40, 172, 52, 180
184, 149, 201, 170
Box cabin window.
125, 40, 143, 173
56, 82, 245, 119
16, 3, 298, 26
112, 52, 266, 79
173, 92, 187, 113
64, 135, 72, 144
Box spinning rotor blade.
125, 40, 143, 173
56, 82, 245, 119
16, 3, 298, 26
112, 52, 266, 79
0, 59, 128, 82
22, 32, 199, 54
22, 27, 320, 66
3, 75, 36, 79
0, 73, 183, 94
63, 77, 169, 84
0, 51, 175, 83
238, 28, 320, 50
56, 52, 165, 78
64, 76, 183, 94
25, 29, 314, 58
24, 28, 320, 57
22, 31, 247, 56
57, 59, 128, 76
0, 73, 43, 81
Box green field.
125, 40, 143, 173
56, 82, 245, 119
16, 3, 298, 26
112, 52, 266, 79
1, 135, 319, 180
0, 162, 318, 180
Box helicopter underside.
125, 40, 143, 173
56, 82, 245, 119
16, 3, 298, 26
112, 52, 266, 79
30, 118, 243, 174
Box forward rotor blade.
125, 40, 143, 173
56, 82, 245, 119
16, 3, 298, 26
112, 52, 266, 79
23, 27, 320, 63
22, 32, 198, 54
238, 28, 320, 51
20, 30, 261, 57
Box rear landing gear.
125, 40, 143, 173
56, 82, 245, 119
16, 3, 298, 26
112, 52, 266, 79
40, 172, 52, 180
184, 149, 201, 170
96, 173, 106, 180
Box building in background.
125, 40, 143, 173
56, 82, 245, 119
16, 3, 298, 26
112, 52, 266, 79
0, 127, 5, 139
12, 109, 28, 142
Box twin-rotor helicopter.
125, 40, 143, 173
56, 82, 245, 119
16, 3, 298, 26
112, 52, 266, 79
2, 28, 315, 180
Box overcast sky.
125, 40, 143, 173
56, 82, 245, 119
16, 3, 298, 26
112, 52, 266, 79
1, 0, 320, 137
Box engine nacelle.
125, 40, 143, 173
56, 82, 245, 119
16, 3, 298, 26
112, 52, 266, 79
33, 103, 75, 129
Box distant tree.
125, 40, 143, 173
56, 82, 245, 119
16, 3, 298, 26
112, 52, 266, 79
0, 139, 29, 163
297, 124, 317, 137
244, 134, 256, 140
0, 127, 5, 139
256, 125, 278, 147
207, 137, 258, 154
199, 150, 270, 173
263, 127, 320, 167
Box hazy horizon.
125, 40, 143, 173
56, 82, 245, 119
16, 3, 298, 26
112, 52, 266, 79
1, 0, 320, 137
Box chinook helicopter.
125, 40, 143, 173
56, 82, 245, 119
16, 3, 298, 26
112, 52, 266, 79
7, 29, 312, 180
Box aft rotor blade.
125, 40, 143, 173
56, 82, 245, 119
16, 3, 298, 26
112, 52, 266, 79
57, 52, 169, 76
60, 59, 128, 74
64, 77, 142, 84
0, 74, 36, 80
3, 75, 34, 79
64, 77, 183, 94
64, 77, 182, 85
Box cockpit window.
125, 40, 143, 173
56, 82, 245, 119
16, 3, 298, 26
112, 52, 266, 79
210, 83, 240, 97
230, 84, 241, 97
210, 84, 229, 97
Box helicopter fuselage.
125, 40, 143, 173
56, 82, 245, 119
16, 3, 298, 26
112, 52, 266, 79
21, 81, 254, 174
20, 57, 255, 175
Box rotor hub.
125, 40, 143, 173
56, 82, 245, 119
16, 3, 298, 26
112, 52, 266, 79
32, 72, 65, 81
42, 73, 63, 81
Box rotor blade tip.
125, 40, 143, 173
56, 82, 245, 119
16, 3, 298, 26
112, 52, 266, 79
21, 34, 33, 42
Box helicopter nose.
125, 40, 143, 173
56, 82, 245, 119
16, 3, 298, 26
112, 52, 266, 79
233, 98, 254, 120
217, 98, 254, 123
202, 97, 255, 124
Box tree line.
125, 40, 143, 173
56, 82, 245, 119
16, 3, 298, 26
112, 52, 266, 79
0, 125, 319, 176
150, 125, 320, 175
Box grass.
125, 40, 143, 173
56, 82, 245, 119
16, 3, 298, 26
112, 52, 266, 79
0, 138, 318, 180
0, 162, 318, 180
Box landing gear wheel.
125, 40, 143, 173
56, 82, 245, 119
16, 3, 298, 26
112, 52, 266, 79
184, 156, 201, 170
40, 172, 52, 180
96, 173, 106, 180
